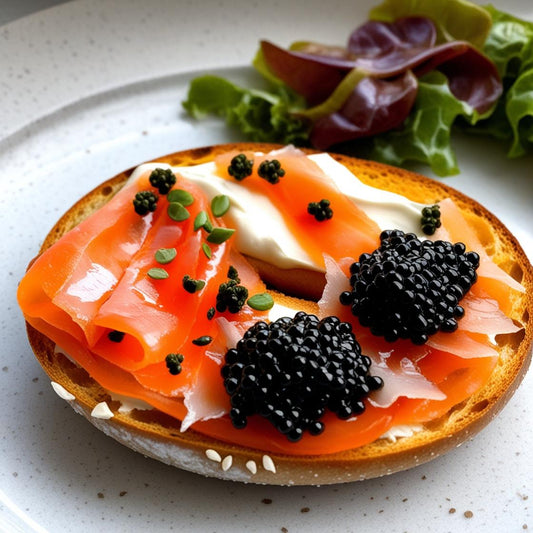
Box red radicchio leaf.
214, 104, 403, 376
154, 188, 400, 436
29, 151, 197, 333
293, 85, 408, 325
347, 17, 501, 111
347, 16, 436, 59
260, 40, 353, 106
438, 47, 503, 114
261, 16, 501, 115
309, 70, 418, 150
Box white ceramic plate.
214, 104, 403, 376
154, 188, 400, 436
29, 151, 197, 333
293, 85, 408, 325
1, 1, 532, 531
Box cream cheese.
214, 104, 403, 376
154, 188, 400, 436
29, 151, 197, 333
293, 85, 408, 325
110, 392, 154, 414
268, 302, 299, 322
379, 424, 423, 443
129, 152, 427, 273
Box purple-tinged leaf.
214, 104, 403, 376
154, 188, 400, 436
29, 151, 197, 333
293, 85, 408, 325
438, 47, 503, 114
261, 16, 501, 114
260, 40, 353, 106
348, 16, 436, 57
310, 71, 418, 149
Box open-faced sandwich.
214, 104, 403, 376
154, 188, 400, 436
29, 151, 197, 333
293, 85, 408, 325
17, 143, 532, 485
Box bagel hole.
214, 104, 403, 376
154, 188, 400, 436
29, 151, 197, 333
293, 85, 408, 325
507, 261, 524, 285
423, 399, 468, 431
496, 328, 525, 351
128, 408, 181, 432
56, 352, 95, 389
471, 399, 489, 413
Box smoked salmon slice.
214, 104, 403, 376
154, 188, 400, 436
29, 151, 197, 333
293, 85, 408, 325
215, 146, 382, 268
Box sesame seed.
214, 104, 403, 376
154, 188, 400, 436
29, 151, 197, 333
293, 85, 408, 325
91, 402, 114, 419
246, 460, 257, 474
51, 381, 75, 401
262, 454, 276, 473
221, 455, 233, 471
205, 449, 222, 462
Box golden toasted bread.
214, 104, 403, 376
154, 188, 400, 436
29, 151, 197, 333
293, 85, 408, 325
22, 143, 532, 485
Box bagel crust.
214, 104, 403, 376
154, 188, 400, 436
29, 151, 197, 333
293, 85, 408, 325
23, 143, 533, 485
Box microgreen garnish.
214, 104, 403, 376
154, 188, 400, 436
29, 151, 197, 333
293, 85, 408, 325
307, 199, 333, 221
258, 159, 285, 184
192, 336, 213, 346
107, 330, 125, 343
168, 189, 194, 206
165, 353, 184, 375
133, 190, 158, 216
155, 247, 177, 264
203, 218, 214, 232
206, 227, 235, 244
211, 194, 230, 217
167, 202, 190, 222
247, 293, 274, 311
182, 275, 206, 293
147, 267, 169, 280
149, 168, 176, 195
202, 243, 212, 259
227, 153, 253, 181
194, 210, 208, 231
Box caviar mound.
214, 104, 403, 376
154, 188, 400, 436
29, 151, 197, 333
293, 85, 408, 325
222, 312, 383, 441
340, 229, 480, 345
133, 190, 158, 216
227, 153, 254, 181
149, 167, 177, 195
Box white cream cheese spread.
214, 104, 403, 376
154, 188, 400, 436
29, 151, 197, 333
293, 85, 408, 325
379, 424, 424, 443
128, 152, 427, 272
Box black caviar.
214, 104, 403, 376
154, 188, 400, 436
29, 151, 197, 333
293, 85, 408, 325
182, 275, 205, 293
149, 168, 177, 195
107, 330, 125, 343
216, 279, 248, 313
227, 265, 240, 282
420, 204, 441, 235
221, 312, 383, 441
228, 153, 254, 181
192, 335, 213, 346
165, 353, 184, 375
308, 199, 333, 222
340, 230, 480, 345
133, 191, 158, 216
257, 159, 285, 184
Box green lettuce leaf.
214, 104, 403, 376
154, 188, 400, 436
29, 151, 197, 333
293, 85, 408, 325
457, 5, 533, 157
183, 75, 310, 145
369, 72, 479, 176
506, 68, 533, 156
482, 5, 533, 77
368, 0, 492, 48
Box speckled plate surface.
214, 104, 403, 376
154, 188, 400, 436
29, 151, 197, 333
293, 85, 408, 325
1, 1, 532, 532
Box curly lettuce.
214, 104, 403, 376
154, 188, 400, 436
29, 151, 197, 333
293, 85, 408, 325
183, 75, 309, 145
459, 5, 533, 158
182, 2, 533, 176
